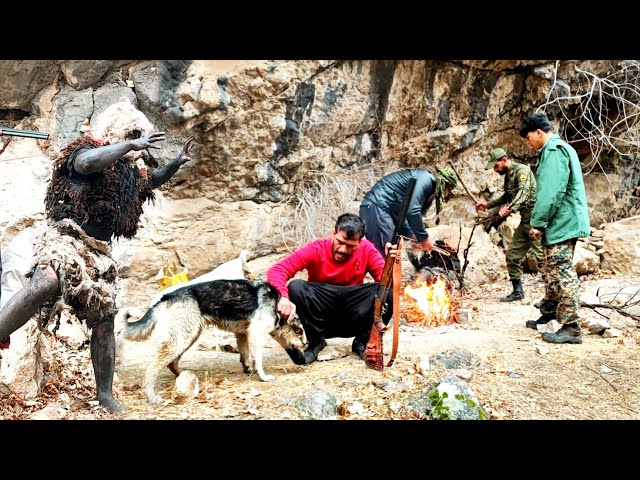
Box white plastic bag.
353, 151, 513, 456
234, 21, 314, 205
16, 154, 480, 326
1, 227, 37, 309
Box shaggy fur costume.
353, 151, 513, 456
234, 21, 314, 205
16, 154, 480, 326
45, 136, 155, 240
28, 219, 118, 329
32, 135, 157, 329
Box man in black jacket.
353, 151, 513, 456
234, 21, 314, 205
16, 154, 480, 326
359, 166, 457, 256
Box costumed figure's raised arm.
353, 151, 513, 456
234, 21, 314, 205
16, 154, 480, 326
150, 136, 194, 188
74, 132, 167, 174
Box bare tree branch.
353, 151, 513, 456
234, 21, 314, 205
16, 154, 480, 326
539, 60, 640, 175
580, 302, 640, 323
460, 223, 477, 287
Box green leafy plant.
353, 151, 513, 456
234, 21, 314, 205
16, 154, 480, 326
428, 389, 451, 420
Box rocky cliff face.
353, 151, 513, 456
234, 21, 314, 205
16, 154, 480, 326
0, 59, 636, 306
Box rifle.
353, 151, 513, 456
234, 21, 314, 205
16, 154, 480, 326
365, 176, 417, 371
0, 128, 49, 140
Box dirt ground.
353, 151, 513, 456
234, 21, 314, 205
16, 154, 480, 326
2, 272, 639, 420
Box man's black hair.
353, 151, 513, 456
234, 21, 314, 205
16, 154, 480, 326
519, 112, 553, 137
335, 213, 366, 240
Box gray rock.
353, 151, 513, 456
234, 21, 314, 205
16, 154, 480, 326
294, 391, 337, 419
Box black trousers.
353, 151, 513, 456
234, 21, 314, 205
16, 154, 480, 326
288, 280, 393, 346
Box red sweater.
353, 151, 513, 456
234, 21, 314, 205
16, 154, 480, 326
267, 237, 385, 299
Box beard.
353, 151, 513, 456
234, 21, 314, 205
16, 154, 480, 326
332, 250, 350, 262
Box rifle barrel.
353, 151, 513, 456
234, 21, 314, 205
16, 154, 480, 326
390, 176, 417, 244
375, 176, 417, 305
0, 128, 49, 140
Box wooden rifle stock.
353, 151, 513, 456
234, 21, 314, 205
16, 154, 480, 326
365, 176, 417, 370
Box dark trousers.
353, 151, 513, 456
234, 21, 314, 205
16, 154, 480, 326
359, 201, 395, 257
288, 280, 393, 346
506, 222, 543, 280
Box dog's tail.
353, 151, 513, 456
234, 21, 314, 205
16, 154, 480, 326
123, 305, 159, 342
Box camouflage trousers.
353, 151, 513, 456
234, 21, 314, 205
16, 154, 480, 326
506, 223, 543, 280
539, 238, 580, 325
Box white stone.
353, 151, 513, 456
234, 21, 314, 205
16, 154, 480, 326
602, 328, 623, 338
573, 242, 600, 275
28, 403, 66, 420
584, 318, 610, 335
537, 319, 562, 333
451, 368, 473, 380
458, 308, 472, 324
413, 355, 430, 375
535, 343, 548, 355
172, 371, 199, 402
601, 218, 640, 276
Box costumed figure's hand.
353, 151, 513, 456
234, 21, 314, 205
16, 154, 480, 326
475, 200, 488, 211
277, 297, 297, 323
498, 205, 511, 217
174, 136, 194, 166
130, 132, 166, 151
529, 227, 543, 241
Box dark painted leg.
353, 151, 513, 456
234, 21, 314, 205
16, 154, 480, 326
0, 265, 58, 339
90, 315, 123, 413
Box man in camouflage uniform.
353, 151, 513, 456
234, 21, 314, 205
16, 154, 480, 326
520, 113, 590, 344
477, 148, 543, 302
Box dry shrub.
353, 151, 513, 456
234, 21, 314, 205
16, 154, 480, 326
277, 165, 385, 251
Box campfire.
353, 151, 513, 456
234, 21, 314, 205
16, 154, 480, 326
402, 276, 460, 326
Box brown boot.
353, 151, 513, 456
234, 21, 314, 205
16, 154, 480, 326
542, 323, 582, 344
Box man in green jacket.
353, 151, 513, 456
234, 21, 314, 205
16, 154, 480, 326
519, 112, 591, 344
477, 147, 543, 302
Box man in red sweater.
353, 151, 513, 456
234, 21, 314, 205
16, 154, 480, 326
267, 213, 393, 364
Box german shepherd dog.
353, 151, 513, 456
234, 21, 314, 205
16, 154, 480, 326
123, 279, 308, 404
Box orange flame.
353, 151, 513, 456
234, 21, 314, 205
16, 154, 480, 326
403, 277, 456, 326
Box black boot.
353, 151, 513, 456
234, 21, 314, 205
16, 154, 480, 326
526, 312, 554, 330
501, 279, 525, 302
300, 338, 327, 365
351, 332, 370, 359
542, 323, 582, 344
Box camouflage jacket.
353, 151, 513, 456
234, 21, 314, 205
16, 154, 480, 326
487, 162, 537, 223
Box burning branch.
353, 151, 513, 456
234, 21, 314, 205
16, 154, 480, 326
402, 277, 461, 326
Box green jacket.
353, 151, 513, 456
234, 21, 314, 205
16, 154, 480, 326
530, 134, 591, 245
487, 162, 537, 223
